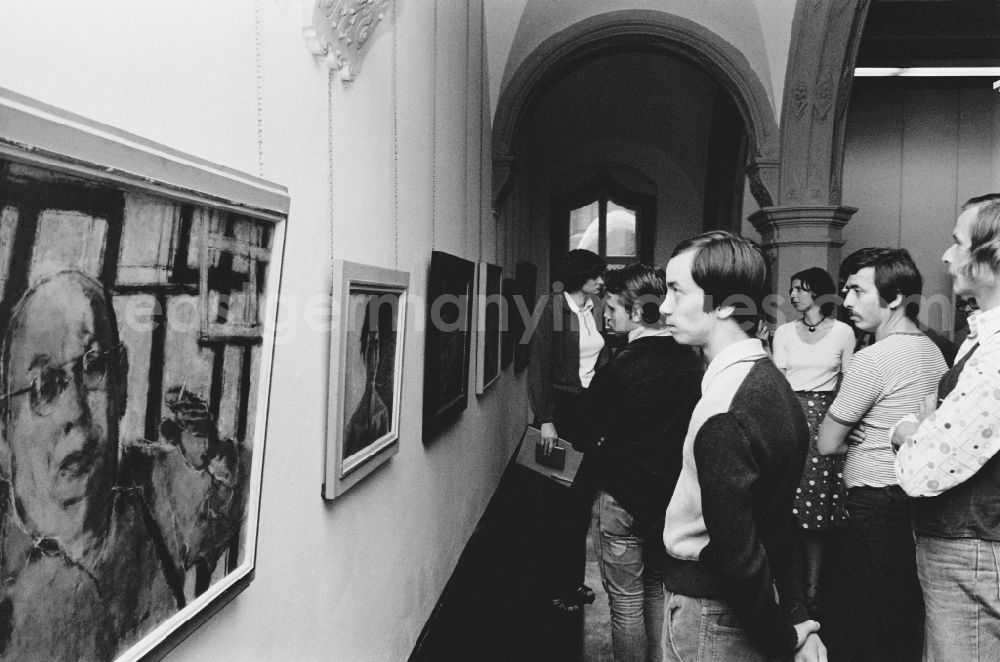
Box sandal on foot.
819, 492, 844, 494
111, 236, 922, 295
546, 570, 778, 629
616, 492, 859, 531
575, 584, 596, 604
551, 597, 581, 614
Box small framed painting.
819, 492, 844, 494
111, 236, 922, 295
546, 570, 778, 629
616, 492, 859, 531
422, 251, 475, 439
325, 261, 408, 499
475, 262, 503, 394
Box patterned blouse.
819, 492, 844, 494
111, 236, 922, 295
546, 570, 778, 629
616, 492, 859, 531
895, 306, 1000, 496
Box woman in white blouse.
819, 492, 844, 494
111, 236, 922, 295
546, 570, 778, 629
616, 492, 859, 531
772, 267, 855, 615
527, 249, 608, 614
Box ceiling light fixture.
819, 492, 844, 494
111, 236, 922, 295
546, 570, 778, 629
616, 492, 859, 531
855, 67, 1000, 77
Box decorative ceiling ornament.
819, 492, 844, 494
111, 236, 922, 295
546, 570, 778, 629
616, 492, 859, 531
303, 0, 392, 84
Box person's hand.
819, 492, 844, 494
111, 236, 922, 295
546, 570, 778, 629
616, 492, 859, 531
918, 392, 936, 421
793, 620, 821, 650
891, 419, 920, 449
846, 424, 866, 446
794, 632, 827, 662
540, 422, 558, 455
755, 322, 771, 347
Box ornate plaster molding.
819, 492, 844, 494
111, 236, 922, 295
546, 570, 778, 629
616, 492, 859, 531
303, 0, 392, 83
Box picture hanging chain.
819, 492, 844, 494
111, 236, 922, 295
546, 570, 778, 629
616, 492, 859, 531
327, 69, 337, 294
254, 0, 265, 177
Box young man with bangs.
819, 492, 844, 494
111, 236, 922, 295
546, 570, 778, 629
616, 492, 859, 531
892, 194, 1000, 661
658, 231, 824, 662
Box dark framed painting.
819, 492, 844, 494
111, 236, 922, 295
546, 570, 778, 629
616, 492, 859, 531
0, 88, 287, 661
514, 261, 538, 373
324, 261, 407, 499
475, 262, 503, 394
422, 251, 475, 439
501, 276, 519, 370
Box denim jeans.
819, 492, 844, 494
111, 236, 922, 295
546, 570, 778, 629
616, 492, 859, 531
592, 491, 664, 662
843, 486, 924, 662
916, 535, 1000, 662
660, 591, 772, 662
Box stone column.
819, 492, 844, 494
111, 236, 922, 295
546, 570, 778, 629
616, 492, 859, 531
749, 205, 857, 320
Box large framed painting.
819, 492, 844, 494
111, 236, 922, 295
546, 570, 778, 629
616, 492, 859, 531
324, 261, 407, 499
514, 261, 538, 373
475, 262, 503, 394
422, 251, 475, 439
0, 88, 287, 661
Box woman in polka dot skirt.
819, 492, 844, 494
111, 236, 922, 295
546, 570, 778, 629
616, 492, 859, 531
772, 267, 856, 616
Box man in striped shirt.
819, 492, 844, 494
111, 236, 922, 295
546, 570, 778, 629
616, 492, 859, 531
818, 248, 947, 662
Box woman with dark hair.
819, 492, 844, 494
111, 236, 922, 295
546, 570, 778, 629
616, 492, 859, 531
772, 266, 855, 615
528, 248, 607, 614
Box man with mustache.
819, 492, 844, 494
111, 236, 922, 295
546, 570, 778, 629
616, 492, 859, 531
818, 248, 947, 661
0, 271, 244, 661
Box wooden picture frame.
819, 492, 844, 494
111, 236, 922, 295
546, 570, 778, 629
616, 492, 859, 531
0, 88, 287, 661
324, 261, 408, 499
422, 251, 475, 439
475, 262, 503, 394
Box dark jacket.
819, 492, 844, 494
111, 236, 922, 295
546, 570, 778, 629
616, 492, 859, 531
527, 291, 606, 424
662, 357, 810, 658
911, 347, 1000, 540
578, 335, 702, 529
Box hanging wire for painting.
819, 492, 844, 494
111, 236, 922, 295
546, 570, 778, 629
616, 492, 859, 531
431, 0, 438, 250
254, 0, 265, 177
466, 0, 474, 261
392, 0, 399, 269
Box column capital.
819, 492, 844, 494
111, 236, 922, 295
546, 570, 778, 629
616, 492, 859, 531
749, 205, 859, 323
749, 205, 857, 243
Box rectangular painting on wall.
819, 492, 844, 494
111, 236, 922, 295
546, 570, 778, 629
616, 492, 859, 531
324, 261, 407, 499
514, 261, 538, 373
0, 88, 288, 662
422, 250, 475, 439
475, 262, 503, 394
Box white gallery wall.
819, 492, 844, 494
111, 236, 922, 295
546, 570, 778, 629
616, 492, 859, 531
0, 1, 526, 660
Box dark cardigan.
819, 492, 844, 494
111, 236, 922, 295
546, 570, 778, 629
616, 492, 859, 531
578, 335, 703, 529
662, 357, 810, 658
526, 291, 606, 425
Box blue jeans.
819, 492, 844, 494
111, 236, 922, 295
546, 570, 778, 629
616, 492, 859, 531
916, 535, 1000, 662
660, 591, 772, 662
843, 486, 924, 662
592, 491, 664, 662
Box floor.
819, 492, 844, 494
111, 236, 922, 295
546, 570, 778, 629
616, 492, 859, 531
410, 459, 854, 662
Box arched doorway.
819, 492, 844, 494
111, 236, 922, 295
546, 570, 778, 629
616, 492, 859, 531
491, 9, 779, 285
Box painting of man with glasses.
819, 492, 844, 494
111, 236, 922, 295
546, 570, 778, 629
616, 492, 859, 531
0, 270, 245, 661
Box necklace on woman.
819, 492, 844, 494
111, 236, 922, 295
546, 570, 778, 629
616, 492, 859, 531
802, 315, 827, 332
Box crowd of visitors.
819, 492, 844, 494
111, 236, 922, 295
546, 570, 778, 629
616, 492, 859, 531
526, 194, 1000, 661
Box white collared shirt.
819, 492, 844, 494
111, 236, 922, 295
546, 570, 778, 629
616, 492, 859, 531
564, 291, 604, 388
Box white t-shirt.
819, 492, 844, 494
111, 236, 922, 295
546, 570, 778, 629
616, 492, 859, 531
772, 319, 855, 392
